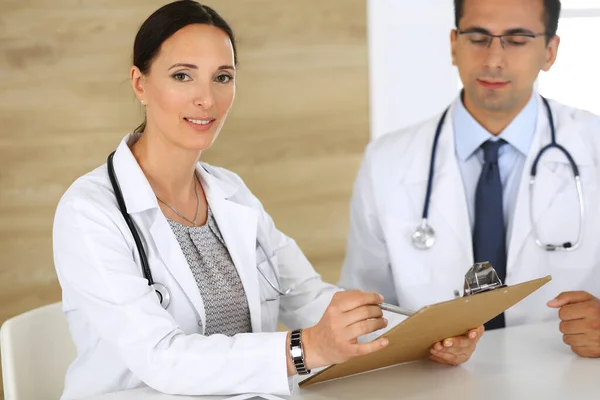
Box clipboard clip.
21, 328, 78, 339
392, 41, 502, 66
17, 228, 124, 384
385, 262, 505, 314
462, 262, 505, 296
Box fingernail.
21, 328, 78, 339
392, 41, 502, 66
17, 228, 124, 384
547, 298, 559, 306
383, 318, 388, 325
379, 294, 384, 302
431, 349, 438, 355
469, 332, 477, 339
435, 343, 443, 350
444, 339, 452, 347
381, 338, 389, 346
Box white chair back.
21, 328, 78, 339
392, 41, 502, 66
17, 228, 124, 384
1, 302, 76, 400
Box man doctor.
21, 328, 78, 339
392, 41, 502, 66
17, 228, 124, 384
340, 0, 600, 358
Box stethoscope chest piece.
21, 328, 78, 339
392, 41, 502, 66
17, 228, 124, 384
411, 220, 436, 250
153, 283, 171, 309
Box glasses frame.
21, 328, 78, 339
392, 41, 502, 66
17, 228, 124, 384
456, 29, 548, 49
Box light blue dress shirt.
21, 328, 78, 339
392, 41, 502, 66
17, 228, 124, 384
453, 93, 538, 245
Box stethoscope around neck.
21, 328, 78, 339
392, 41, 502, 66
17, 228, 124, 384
106, 151, 292, 310
411, 96, 584, 252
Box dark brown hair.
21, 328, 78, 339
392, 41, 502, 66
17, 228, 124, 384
454, 0, 562, 43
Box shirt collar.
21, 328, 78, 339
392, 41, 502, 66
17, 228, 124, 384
453, 91, 538, 161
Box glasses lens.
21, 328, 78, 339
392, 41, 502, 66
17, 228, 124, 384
504, 34, 533, 47
464, 32, 491, 47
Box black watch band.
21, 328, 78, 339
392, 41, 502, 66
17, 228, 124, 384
289, 329, 311, 375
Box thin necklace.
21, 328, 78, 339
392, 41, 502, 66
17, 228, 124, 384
157, 176, 200, 226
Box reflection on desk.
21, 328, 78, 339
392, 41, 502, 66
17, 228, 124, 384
82, 321, 600, 400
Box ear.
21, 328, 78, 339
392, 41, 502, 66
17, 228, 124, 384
450, 29, 458, 66
542, 35, 560, 72
130, 66, 146, 103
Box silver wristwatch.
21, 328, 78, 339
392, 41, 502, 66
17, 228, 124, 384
289, 329, 310, 375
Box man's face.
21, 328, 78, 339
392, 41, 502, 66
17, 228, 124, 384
451, 0, 560, 113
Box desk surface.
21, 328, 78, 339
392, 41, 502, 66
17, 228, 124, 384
83, 321, 600, 400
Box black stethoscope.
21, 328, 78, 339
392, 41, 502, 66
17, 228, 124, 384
411, 96, 584, 252
106, 151, 292, 310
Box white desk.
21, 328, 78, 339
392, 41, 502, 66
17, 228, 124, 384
83, 321, 600, 400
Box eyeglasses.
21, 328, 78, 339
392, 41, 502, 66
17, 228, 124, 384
457, 30, 547, 50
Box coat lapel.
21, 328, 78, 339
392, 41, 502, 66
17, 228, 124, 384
405, 108, 473, 266
507, 96, 594, 273
197, 166, 262, 333
150, 216, 207, 326
112, 136, 262, 333
141, 168, 262, 334
112, 136, 208, 326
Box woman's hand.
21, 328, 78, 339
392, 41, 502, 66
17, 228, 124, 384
301, 290, 389, 370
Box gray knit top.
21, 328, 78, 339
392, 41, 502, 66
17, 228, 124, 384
167, 207, 252, 336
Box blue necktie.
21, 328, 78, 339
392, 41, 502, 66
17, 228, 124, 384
473, 140, 507, 330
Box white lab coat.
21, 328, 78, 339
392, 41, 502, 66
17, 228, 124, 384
53, 135, 340, 399
340, 95, 600, 327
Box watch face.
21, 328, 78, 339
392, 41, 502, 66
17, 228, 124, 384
291, 347, 302, 358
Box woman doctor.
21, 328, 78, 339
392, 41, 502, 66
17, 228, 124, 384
51, 2, 409, 398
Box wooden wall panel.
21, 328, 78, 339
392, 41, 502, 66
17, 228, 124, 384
0, 1, 368, 396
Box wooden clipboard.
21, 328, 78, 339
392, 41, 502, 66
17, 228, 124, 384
299, 275, 552, 387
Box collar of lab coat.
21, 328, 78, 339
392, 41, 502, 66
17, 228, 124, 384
400, 95, 596, 277
404, 93, 594, 186
111, 133, 262, 333
531, 95, 594, 167
112, 133, 240, 214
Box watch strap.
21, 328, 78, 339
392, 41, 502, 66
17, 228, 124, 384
289, 329, 311, 375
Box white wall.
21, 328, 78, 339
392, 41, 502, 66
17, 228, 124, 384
538, 4, 600, 114
367, 0, 457, 139
560, 0, 600, 8
368, 0, 600, 140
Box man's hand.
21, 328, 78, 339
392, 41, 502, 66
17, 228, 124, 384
547, 291, 600, 358
429, 325, 485, 366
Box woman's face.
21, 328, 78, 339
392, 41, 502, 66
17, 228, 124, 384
131, 24, 236, 152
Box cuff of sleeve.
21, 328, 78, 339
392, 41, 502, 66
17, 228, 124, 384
267, 331, 293, 395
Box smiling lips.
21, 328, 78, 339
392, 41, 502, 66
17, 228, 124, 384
184, 117, 215, 131
477, 79, 510, 90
